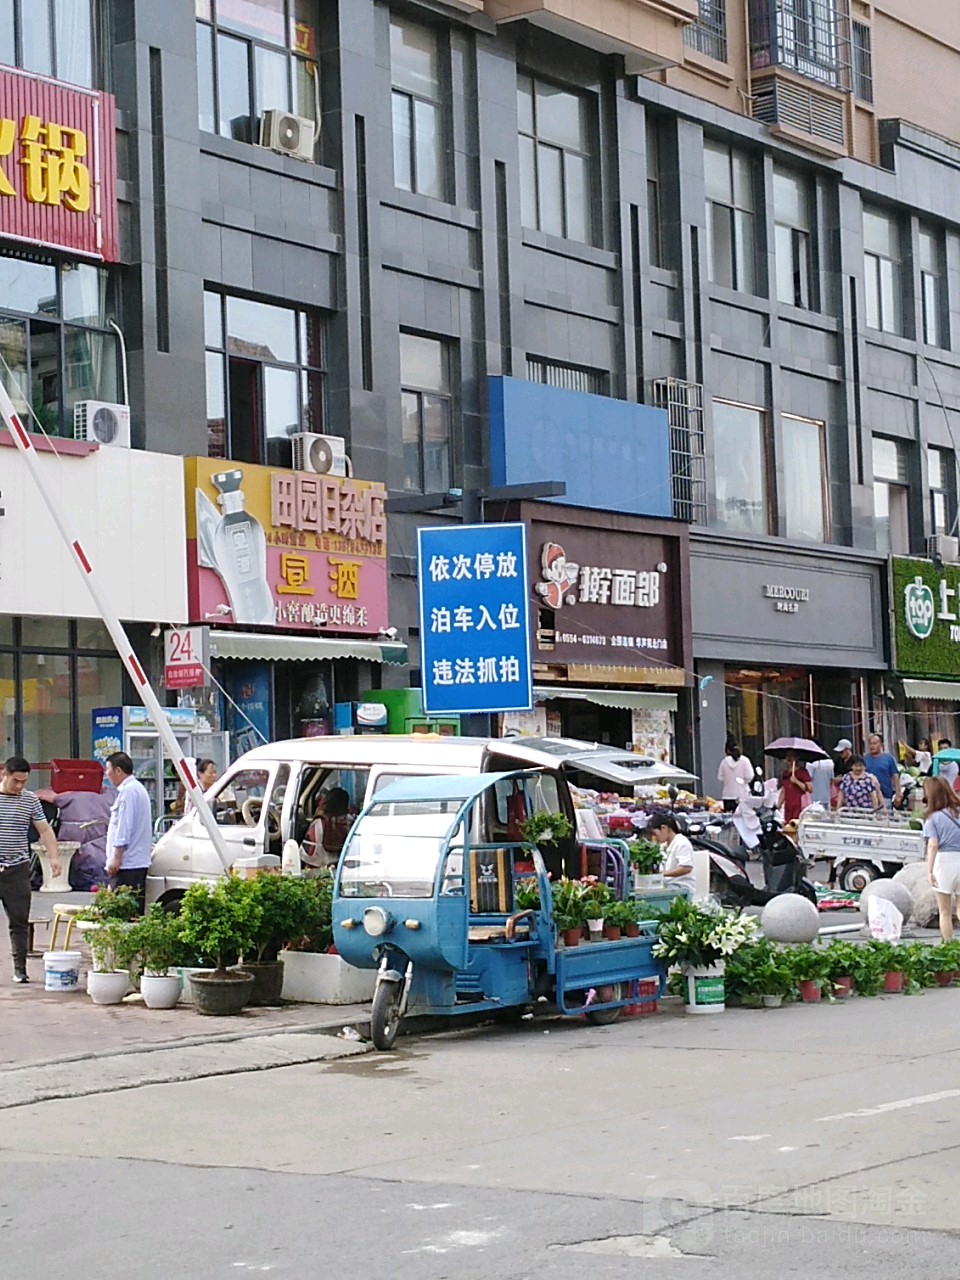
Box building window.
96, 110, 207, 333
773, 166, 814, 309
748, 0, 843, 89
919, 226, 945, 349
704, 139, 757, 294
712, 401, 769, 535
526, 356, 606, 396
928, 447, 956, 537
390, 16, 445, 201
684, 0, 727, 62
782, 414, 827, 541
196, 0, 319, 152
204, 291, 326, 467
518, 74, 593, 245
0, 255, 119, 437
873, 437, 909, 555
400, 331, 452, 493
0, 0, 97, 88
646, 118, 665, 269
863, 207, 902, 335
851, 21, 873, 103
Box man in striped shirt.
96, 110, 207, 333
0, 757, 60, 983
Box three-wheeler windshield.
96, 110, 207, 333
338, 799, 463, 899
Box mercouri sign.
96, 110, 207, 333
893, 556, 960, 678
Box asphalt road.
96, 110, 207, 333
3, 990, 960, 1278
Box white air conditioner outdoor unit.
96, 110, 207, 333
292, 432, 349, 477
927, 533, 960, 564
259, 110, 316, 161
73, 400, 131, 448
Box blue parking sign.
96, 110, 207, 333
418, 523, 532, 715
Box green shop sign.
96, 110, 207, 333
892, 556, 960, 678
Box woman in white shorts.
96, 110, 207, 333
923, 777, 960, 940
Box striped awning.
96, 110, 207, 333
902, 679, 960, 702
532, 685, 677, 712
209, 631, 407, 665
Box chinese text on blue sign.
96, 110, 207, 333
418, 523, 532, 715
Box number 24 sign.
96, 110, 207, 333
164, 626, 210, 690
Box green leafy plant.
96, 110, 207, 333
79, 886, 141, 924
627, 839, 663, 875
784, 944, 830, 988
822, 940, 861, 984
284, 871, 334, 953
245, 874, 323, 961
178, 877, 263, 976
550, 878, 588, 932
579, 877, 615, 921
845, 942, 885, 997
88, 921, 136, 974
514, 878, 542, 911
727, 938, 794, 1000
652, 896, 758, 969
123, 906, 185, 975
518, 811, 573, 846
605, 899, 640, 930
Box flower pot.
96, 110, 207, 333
278, 950, 377, 1004
243, 959, 285, 1007
682, 962, 725, 1014
935, 971, 956, 988
603, 923, 622, 941
761, 994, 782, 1009
883, 971, 904, 994
586, 918, 604, 942
140, 972, 183, 1010
561, 927, 581, 947
189, 969, 255, 1016
87, 970, 131, 1006
624, 922, 641, 938
633, 873, 663, 892
798, 980, 821, 1003
831, 976, 853, 999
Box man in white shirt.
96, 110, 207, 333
646, 815, 697, 897
717, 743, 754, 813
104, 752, 154, 911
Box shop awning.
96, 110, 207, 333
532, 685, 677, 712
903, 679, 960, 702
209, 631, 408, 665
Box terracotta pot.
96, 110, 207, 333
935, 971, 956, 987
603, 923, 622, 941
562, 927, 581, 947
883, 971, 904, 993
624, 922, 641, 938
799, 980, 821, 1003
831, 976, 853, 999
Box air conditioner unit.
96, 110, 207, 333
259, 110, 316, 162
927, 533, 960, 564
292, 432, 349, 477
73, 400, 131, 448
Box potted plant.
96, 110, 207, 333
78, 885, 141, 925
863, 940, 906, 994
280, 873, 377, 1004
178, 877, 263, 1015
518, 810, 573, 848
822, 939, 861, 999
551, 878, 586, 947
786, 944, 829, 1003
604, 899, 638, 941
86, 921, 135, 1005
514, 878, 542, 912
652, 897, 758, 1014
928, 939, 960, 986
243, 874, 319, 1006
579, 877, 615, 940
628, 838, 663, 891
847, 943, 884, 997
124, 906, 186, 1009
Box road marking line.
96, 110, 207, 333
818, 1089, 960, 1122
729, 1134, 771, 1141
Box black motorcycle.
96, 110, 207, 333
680, 811, 817, 910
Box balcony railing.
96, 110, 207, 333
653, 378, 707, 524
749, 0, 850, 90
683, 0, 728, 62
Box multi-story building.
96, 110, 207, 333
1, 1, 959, 783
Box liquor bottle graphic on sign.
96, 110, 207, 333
208, 469, 275, 625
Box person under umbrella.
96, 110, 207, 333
777, 750, 812, 823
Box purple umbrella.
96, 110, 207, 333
764, 737, 830, 763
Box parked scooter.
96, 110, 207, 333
679, 809, 816, 910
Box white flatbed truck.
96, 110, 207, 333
797, 808, 925, 893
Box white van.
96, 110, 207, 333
146, 734, 659, 909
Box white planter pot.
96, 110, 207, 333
586, 918, 604, 942
279, 950, 377, 1004
761, 993, 783, 1009
633, 873, 663, 892
87, 970, 132, 1005
682, 962, 726, 1014
140, 972, 183, 1009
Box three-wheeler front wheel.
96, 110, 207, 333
370, 980, 404, 1050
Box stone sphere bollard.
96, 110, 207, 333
761, 894, 820, 943
859, 878, 913, 923
892, 863, 928, 894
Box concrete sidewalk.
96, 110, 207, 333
0, 890, 371, 1074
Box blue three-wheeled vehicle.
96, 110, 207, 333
332, 771, 665, 1050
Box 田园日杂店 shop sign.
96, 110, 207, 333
893, 556, 960, 679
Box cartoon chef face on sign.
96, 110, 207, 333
534, 541, 579, 610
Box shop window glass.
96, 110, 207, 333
75, 620, 113, 650
21, 618, 70, 648
0, 258, 57, 316
197, 0, 320, 158
76, 656, 122, 758
61, 265, 115, 328
21, 653, 71, 766
782, 414, 827, 542
0, 651, 13, 757
206, 290, 326, 464
712, 401, 768, 534
0, 617, 13, 645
